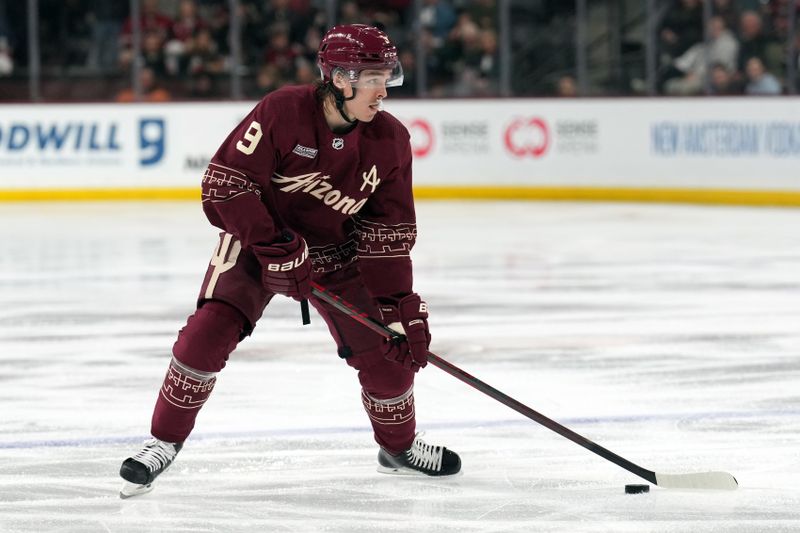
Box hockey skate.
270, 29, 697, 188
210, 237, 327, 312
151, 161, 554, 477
119, 438, 183, 498
377, 434, 461, 477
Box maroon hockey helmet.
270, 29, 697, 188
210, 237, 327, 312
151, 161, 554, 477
317, 24, 404, 88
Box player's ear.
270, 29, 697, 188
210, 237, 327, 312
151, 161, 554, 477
332, 69, 349, 91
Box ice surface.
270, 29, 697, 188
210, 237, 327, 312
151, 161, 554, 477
1, 201, 799, 532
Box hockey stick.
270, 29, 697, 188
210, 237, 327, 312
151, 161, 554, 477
310, 282, 738, 490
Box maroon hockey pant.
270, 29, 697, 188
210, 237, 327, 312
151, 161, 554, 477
150, 232, 416, 455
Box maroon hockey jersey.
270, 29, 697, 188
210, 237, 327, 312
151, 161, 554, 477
201, 85, 416, 299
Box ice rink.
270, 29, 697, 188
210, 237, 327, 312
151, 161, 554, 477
1, 200, 799, 532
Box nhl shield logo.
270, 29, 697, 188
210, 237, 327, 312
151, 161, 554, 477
332, 138, 344, 150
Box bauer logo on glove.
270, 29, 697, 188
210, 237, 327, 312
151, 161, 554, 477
265, 245, 309, 272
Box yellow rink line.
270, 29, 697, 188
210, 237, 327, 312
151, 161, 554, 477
0, 188, 201, 202
1, 186, 800, 207
413, 186, 800, 207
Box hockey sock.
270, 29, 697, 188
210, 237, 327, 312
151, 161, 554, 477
361, 387, 416, 455
150, 301, 246, 443
151, 357, 217, 443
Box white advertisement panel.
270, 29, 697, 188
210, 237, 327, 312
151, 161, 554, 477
1, 98, 799, 192
386, 98, 800, 191
0, 102, 250, 189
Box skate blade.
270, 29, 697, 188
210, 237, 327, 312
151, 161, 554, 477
377, 465, 463, 478
120, 481, 154, 499
377, 464, 424, 476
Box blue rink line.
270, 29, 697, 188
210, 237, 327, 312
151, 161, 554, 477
1, 408, 798, 451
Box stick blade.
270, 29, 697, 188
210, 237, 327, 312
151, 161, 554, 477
655, 471, 738, 490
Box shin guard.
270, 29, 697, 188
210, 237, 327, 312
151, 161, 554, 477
361, 387, 416, 455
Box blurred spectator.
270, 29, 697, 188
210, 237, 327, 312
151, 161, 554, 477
744, 56, 782, 94
465, 0, 497, 30
658, 0, 704, 62
390, 48, 417, 97
293, 56, 316, 84
200, 1, 231, 57
40, 0, 93, 70
86, 1, 128, 72
263, 23, 298, 80
794, 32, 800, 93
664, 16, 739, 95
736, 10, 782, 76
187, 71, 215, 98
419, 0, 457, 46
339, 1, 368, 25
298, 24, 323, 64
416, 27, 450, 95
737, 0, 763, 9
259, 0, 316, 51
266, 0, 314, 44
354, 0, 403, 26
115, 66, 172, 102
709, 62, 743, 94
119, 0, 173, 70
763, 0, 797, 41
476, 29, 499, 84
764, 0, 799, 81
556, 74, 578, 97
121, 0, 173, 41
239, 0, 313, 69
0, 0, 9, 39
448, 10, 481, 44
240, 1, 265, 67
164, 0, 208, 75
368, 9, 405, 47
171, 0, 206, 42
712, 0, 740, 32
445, 11, 482, 95
0, 0, 11, 76
142, 30, 170, 76
449, 21, 498, 97
186, 27, 226, 75
0, 36, 12, 76
248, 63, 282, 98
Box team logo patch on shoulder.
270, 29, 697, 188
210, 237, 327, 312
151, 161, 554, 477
292, 144, 319, 159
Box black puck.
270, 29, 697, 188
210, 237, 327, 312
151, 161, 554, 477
625, 484, 650, 494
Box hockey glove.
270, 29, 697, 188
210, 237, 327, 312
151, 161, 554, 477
251, 231, 312, 300
378, 293, 431, 372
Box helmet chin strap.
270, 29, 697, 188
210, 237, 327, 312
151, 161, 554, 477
331, 82, 358, 125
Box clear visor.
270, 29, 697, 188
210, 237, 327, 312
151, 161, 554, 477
344, 64, 404, 89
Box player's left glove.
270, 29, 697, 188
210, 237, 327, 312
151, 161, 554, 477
377, 293, 431, 372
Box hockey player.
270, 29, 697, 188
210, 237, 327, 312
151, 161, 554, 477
119, 24, 461, 498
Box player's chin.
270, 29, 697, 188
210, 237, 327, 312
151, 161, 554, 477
361, 105, 380, 121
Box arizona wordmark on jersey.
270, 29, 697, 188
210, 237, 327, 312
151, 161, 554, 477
271, 172, 370, 215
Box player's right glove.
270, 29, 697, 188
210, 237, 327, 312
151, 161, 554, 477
377, 293, 431, 373
251, 231, 312, 300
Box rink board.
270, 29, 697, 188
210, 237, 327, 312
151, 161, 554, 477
1, 98, 800, 205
